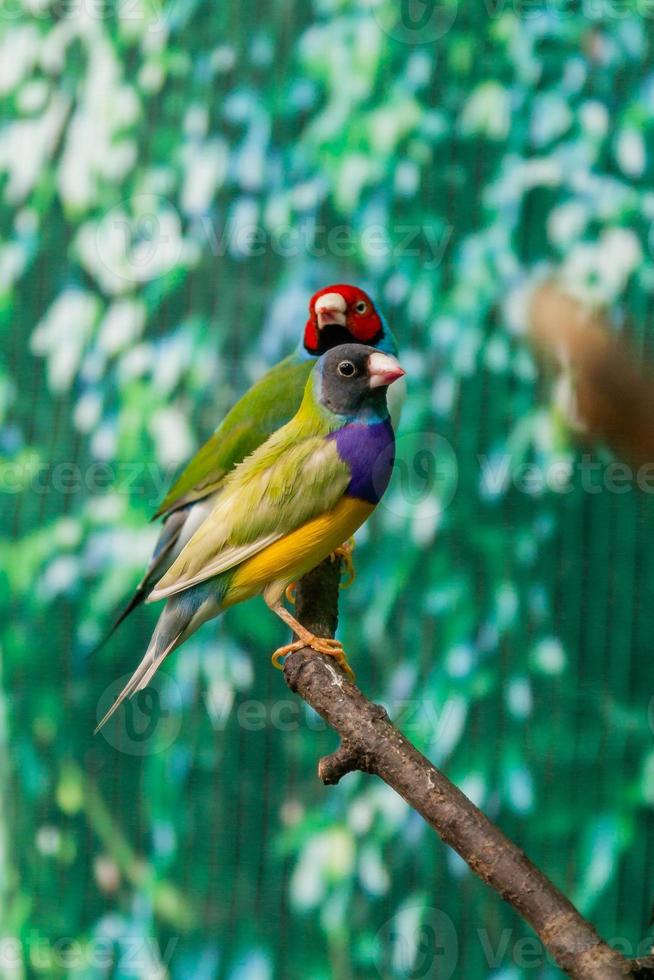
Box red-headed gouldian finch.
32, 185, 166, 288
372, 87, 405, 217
95, 344, 405, 731
95, 285, 400, 650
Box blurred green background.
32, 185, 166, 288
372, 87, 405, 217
3, 1, 654, 977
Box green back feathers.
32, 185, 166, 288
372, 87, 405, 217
153, 355, 315, 519
149, 376, 350, 599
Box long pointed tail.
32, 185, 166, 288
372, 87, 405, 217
94, 632, 182, 734
94, 589, 209, 733
88, 508, 192, 657
88, 586, 150, 658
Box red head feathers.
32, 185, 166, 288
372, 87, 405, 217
304, 284, 384, 355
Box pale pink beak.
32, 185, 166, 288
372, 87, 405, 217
315, 292, 347, 330
368, 351, 405, 388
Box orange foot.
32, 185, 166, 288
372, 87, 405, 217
331, 537, 355, 589
271, 633, 355, 680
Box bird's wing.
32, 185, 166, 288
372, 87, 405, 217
149, 432, 350, 600
153, 355, 314, 519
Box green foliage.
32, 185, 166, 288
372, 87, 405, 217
3, 1, 654, 977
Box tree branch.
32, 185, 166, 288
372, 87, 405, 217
529, 281, 654, 468
283, 559, 654, 980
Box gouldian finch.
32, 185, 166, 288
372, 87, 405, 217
95, 344, 405, 731
96, 285, 400, 649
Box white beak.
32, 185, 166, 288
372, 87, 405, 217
368, 352, 406, 388
315, 292, 347, 330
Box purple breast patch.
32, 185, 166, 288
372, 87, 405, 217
330, 420, 395, 504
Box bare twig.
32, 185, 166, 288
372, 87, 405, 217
283, 559, 654, 980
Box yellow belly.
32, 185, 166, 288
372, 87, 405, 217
225, 496, 375, 606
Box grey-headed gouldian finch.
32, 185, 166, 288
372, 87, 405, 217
95, 285, 400, 650
96, 343, 405, 731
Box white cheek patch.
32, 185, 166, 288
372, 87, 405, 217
315, 292, 347, 314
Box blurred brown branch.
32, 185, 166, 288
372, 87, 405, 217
285, 559, 654, 980
529, 281, 654, 468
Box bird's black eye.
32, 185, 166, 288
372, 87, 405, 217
337, 360, 356, 378
354, 300, 368, 314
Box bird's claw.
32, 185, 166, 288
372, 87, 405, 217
285, 582, 297, 605
331, 538, 356, 589
271, 634, 355, 680
309, 636, 355, 679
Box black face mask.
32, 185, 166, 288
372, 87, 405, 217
307, 322, 383, 356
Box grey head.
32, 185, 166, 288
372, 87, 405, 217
315, 344, 405, 417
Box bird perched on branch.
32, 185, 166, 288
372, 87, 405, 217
95, 344, 405, 731
94, 285, 400, 651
